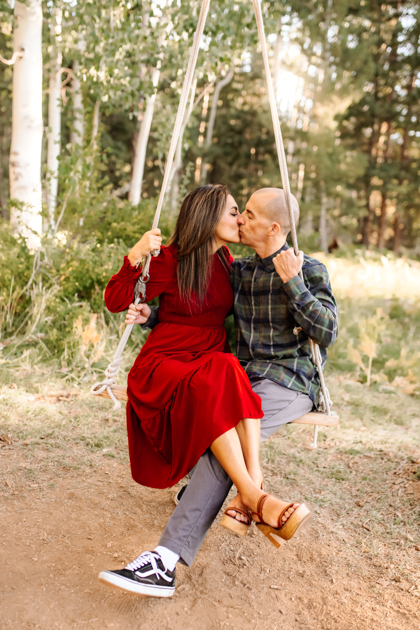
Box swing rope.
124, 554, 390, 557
252, 0, 333, 447
91, 0, 212, 408
92, 0, 334, 449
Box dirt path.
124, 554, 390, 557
1, 378, 420, 629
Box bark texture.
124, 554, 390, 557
9, 0, 43, 247
46, 8, 62, 229
129, 67, 160, 206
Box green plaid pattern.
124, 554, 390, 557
231, 243, 338, 404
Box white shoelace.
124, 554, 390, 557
125, 551, 172, 582
126, 551, 159, 573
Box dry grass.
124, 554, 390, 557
1, 253, 420, 628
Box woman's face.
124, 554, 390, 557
213, 194, 240, 248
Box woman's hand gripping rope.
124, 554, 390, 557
125, 303, 152, 326
128, 229, 162, 267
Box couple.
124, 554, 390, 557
99, 184, 338, 598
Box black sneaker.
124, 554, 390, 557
98, 551, 175, 598
173, 483, 188, 506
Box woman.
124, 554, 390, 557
103, 185, 307, 557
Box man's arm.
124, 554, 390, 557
273, 250, 338, 348
141, 305, 159, 330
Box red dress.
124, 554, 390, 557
104, 244, 263, 489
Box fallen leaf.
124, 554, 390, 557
355, 500, 364, 507
8, 383, 17, 389
0, 434, 12, 445
362, 524, 371, 532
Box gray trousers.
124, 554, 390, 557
158, 378, 313, 566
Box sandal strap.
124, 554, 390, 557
277, 503, 295, 529
252, 494, 296, 529
252, 493, 269, 525
224, 507, 252, 526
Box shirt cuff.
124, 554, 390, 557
282, 275, 307, 300
115, 256, 143, 285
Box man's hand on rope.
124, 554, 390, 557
128, 229, 162, 267
273, 249, 304, 283
125, 303, 152, 326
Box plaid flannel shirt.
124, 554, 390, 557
231, 243, 338, 405
143, 243, 338, 405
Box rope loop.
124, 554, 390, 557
91, 356, 124, 409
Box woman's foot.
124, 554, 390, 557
250, 494, 300, 529
225, 493, 251, 524
248, 493, 311, 546
225, 467, 263, 525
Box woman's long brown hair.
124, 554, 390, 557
167, 184, 230, 303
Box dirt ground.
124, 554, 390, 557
1, 375, 420, 630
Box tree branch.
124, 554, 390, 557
0, 50, 24, 66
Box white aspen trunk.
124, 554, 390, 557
46, 8, 62, 230
129, 66, 160, 206
71, 39, 85, 149
91, 100, 100, 146
169, 77, 197, 215
201, 67, 234, 183
9, 0, 43, 248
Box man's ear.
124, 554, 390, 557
268, 222, 282, 236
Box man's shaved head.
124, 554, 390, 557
249, 188, 299, 236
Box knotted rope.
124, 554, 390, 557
252, 0, 333, 446
91, 0, 212, 408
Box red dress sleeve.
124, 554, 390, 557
104, 246, 175, 313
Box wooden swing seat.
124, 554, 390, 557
96, 385, 339, 427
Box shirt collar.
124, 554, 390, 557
253, 242, 289, 271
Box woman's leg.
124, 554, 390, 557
210, 424, 298, 527
235, 417, 262, 486
224, 418, 262, 523
210, 426, 261, 510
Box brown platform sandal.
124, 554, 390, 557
253, 494, 311, 548
220, 507, 252, 537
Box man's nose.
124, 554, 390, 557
237, 213, 245, 226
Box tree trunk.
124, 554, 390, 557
361, 185, 374, 248
46, 8, 62, 231
129, 66, 160, 206
377, 191, 387, 249
169, 76, 197, 215
319, 186, 328, 254
393, 212, 402, 254
9, 0, 43, 248
71, 40, 85, 149
393, 72, 413, 254
200, 67, 234, 183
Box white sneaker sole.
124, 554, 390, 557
98, 571, 175, 598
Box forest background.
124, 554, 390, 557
0, 0, 419, 394
1, 5, 420, 627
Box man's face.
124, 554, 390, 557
237, 195, 273, 249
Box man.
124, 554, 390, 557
99, 188, 338, 597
